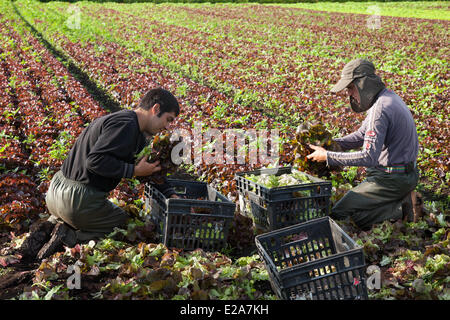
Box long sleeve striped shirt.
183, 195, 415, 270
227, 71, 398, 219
327, 89, 419, 168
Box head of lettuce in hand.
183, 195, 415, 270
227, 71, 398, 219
135, 133, 182, 185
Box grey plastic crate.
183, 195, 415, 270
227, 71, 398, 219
255, 217, 368, 300
144, 179, 235, 251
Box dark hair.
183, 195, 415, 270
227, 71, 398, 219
138, 87, 180, 117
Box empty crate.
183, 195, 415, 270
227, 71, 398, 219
255, 217, 368, 300
144, 179, 235, 251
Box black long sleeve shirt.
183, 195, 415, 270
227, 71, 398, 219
61, 109, 174, 196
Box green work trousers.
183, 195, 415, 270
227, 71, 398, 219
45, 171, 130, 243
331, 167, 419, 230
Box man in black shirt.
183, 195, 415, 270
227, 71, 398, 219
22, 88, 180, 260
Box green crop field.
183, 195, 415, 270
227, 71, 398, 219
287, 1, 450, 20
0, 0, 448, 302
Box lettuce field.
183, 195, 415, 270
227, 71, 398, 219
0, 0, 449, 301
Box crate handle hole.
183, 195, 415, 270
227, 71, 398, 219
174, 186, 187, 195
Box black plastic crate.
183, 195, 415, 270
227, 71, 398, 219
236, 166, 331, 201
236, 166, 331, 231
144, 179, 235, 251
255, 217, 368, 300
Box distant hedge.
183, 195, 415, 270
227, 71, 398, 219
116, 0, 441, 2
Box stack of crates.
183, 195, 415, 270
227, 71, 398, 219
255, 217, 368, 300
235, 166, 332, 231
144, 179, 235, 251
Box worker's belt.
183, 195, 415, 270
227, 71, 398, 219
377, 162, 416, 174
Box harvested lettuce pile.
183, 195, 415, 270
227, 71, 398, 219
244, 171, 313, 189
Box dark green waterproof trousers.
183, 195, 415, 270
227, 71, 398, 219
45, 171, 130, 243
331, 166, 419, 230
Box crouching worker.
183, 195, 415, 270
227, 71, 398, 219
21, 88, 180, 260
307, 59, 421, 230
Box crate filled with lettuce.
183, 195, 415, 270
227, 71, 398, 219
235, 166, 331, 231
255, 217, 368, 300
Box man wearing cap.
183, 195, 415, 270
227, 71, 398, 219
19, 88, 181, 260
307, 58, 421, 230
